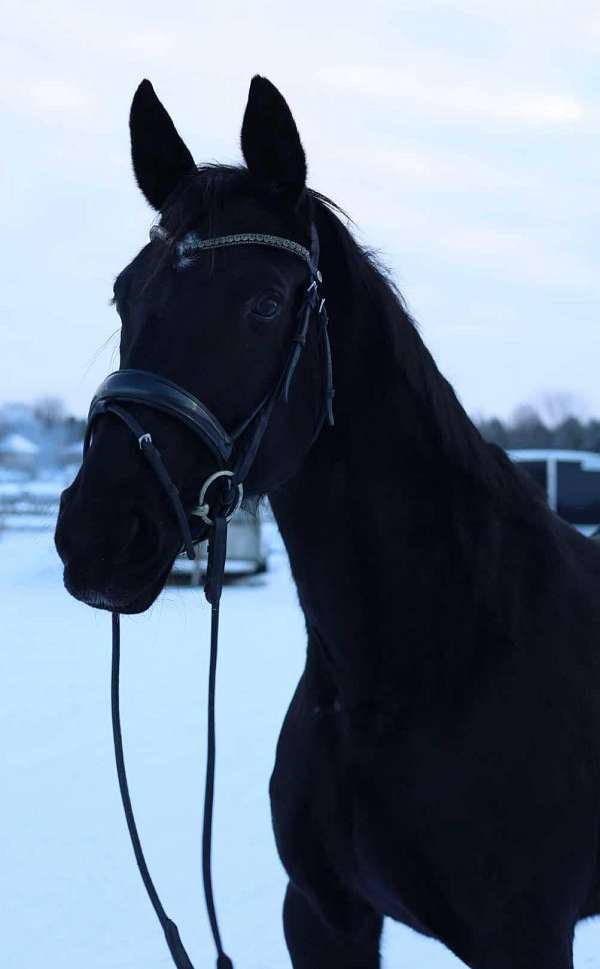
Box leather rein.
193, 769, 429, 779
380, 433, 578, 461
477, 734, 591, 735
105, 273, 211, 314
83, 222, 333, 969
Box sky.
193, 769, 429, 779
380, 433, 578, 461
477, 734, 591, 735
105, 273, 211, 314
2, 0, 599, 421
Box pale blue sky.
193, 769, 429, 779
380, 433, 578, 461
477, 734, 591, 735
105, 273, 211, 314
2, 0, 599, 419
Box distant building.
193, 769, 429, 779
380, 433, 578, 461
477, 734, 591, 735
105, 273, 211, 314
0, 433, 39, 474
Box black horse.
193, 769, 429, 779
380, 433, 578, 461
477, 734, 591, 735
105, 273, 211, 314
55, 77, 600, 968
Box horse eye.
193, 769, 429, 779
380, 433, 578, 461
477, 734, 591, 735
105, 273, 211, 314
251, 295, 280, 319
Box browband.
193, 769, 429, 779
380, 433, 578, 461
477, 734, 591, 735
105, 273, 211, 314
149, 225, 321, 279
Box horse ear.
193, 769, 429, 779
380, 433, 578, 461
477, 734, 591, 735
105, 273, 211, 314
241, 76, 307, 204
129, 79, 196, 210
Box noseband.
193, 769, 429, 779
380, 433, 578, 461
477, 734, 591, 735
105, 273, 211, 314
83, 223, 334, 969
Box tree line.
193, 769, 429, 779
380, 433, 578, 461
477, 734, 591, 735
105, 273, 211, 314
476, 405, 600, 453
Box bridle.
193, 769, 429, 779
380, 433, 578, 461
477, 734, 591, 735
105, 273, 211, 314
83, 222, 334, 969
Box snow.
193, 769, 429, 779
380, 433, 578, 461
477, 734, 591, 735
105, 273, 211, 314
0, 467, 30, 484
1, 530, 598, 969
0, 432, 39, 455
0, 480, 63, 498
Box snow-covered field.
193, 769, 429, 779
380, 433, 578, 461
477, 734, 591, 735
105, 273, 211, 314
1, 528, 599, 969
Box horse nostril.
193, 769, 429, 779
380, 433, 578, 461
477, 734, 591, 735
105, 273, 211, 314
112, 515, 142, 565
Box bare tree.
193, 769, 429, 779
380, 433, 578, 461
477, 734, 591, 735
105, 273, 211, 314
535, 392, 588, 428
33, 396, 66, 429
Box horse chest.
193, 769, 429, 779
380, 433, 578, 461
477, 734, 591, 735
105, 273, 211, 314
271, 702, 445, 934
272, 694, 576, 939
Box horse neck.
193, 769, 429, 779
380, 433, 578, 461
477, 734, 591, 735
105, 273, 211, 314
270, 221, 531, 710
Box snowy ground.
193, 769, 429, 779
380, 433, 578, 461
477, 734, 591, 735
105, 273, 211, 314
1, 528, 599, 969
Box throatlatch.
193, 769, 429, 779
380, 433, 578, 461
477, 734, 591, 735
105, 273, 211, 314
84, 221, 333, 969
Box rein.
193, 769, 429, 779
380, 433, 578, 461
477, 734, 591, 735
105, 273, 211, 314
84, 223, 333, 969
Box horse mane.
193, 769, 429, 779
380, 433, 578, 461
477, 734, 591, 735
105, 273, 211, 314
308, 192, 547, 522
156, 165, 546, 523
